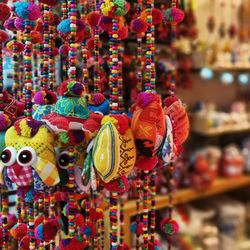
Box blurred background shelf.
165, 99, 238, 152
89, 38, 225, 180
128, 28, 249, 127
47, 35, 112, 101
123, 175, 250, 245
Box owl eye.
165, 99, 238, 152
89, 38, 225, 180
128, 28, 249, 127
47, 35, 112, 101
0, 147, 17, 166
58, 151, 70, 169
17, 147, 37, 167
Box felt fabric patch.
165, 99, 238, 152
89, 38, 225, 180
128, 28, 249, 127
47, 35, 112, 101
32, 157, 59, 186
55, 96, 90, 119
131, 99, 166, 157
33, 104, 55, 121
161, 116, 174, 164
92, 122, 120, 183
116, 128, 136, 177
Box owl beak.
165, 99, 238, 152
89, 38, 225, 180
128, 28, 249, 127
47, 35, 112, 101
12, 162, 23, 177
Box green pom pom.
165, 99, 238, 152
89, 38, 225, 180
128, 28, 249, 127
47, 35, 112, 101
164, 224, 173, 235
114, 0, 127, 16
59, 132, 70, 144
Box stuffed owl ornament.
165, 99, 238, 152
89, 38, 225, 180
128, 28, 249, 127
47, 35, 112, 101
0, 118, 60, 192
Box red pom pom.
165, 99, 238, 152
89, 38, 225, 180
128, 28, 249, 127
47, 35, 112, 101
0, 30, 9, 43
117, 243, 130, 250
0, 3, 10, 21
130, 18, 148, 33
34, 19, 44, 32
7, 214, 17, 228
160, 218, 179, 235
54, 191, 66, 202
136, 156, 158, 171
10, 223, 28, 240
80, 222, 96, 239
164, 95, 179, 107
38, 0, 58, 6
75, 213, 85, 228
118, 25, 128, 40
89, 207, 104, 222
110, 114, 130, 134
6, 40, 24, 52
87, 37, 101, 51
60, 237, 86, 250
42, 219, 61, 242
104, 176, 129, 193
86, 11, 101, 27
59, 44, 69, 57
141, 8, 164, 25
31, 31, 42, 44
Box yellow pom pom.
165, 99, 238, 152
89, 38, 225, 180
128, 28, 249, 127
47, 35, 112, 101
19, 119, 32, 137
100, 0, 114, 16
101, 115, 118, 126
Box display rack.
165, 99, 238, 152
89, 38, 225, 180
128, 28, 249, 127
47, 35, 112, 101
123, 175, 250, 245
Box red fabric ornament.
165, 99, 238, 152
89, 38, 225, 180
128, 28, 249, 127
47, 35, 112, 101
19, 235, 30, 250
86, 11, 101, 27
34, 216, 44, 228
0, 3, 10, 21
104, 175, 129, 193
118, 25, 128, 40
10, 223, 28, 240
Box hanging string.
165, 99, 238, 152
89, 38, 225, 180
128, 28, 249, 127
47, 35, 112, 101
2, 188, 9, 250
33, 45, 39, 93
135, 169, 141, 250
136, 0, 143, 93
117, 43, 124, 113
119, 195, 125, 247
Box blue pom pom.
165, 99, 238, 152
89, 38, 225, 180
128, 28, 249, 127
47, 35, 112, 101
130, 222, 136, 233
83, 226, 92, 237
88, 99, 110, 115
14, 2, 30, 19
57, 19, 71, 34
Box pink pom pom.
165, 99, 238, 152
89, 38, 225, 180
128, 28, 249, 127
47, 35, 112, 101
59, 44, 69, 57
136, 92, 161, 108
4, 17, 17, 31
93, 93, 105, 105
104, 176, 129, 193
87, 37, 101, 51
27, 3, 41, 21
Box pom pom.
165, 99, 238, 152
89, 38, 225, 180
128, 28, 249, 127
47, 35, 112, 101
59, 237, 86, 250
31, 31, 42, 44
4, 17, 17, 31
0, 114, 11, 131
10, 223, 28, 240
99, 16, 113, 32
7, 214, 17, 228
92, 93, 105, 105
80, 222, 96, 239
14, 2, 41, 21
130, 18, 147, 33
130, 221, 143, 235
87, 37, 101, 51
35, 218, 62, 242
75, 213, 85, 228
38, 0, 58, 6
34, 216, 44, 228
58, 80, 84, 97
14, 17, 25, 31
160, 218, 179, 235
118, 25, 128, 40
164, 95, 179, 107
140, 8, 164, 25
14, 118, 43, 138
165, 7, 184, 25
117, 243, 130, 250
34, 90, 57, 105
104, 176, 129, 193
7, 40, 24, 52
59, 44, 69, 57
135, 92, 161, 109
34, 19, 44, 32
101, 115, 118, 126
89, 207, 104, 222
136, 156, 158, 171
148, 240, 161, 250
86, 11, 101, 27
110, 114, 129, 134
101, 0, 128, 17
0, 30, 9, 43
0, 3, 10, 21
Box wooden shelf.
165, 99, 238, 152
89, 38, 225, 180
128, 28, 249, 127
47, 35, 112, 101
123, 176, 250, 245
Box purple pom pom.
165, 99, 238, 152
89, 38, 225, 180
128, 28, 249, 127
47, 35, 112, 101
71, 83, 83, 96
